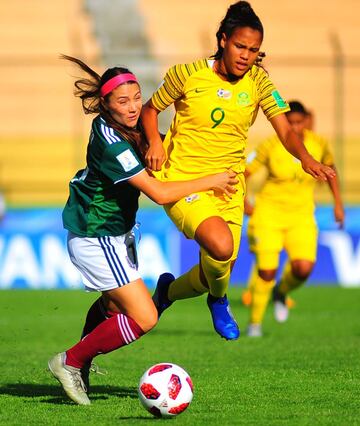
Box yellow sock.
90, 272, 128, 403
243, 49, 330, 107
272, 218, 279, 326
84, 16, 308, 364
168, 265, 208, 301
250, 275, 275, 324
278, 262, 304, 295
200, 250, 231, 298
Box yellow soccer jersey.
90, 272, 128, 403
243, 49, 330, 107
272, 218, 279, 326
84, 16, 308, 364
247, 129, 334, 212
151, 59, 289, 180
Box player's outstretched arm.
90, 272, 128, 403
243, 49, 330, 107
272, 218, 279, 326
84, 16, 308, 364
269, 114, 336, 181
129, 169, 238, 205
141, 100, 166, 171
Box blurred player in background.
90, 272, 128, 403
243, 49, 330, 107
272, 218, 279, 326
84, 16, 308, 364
141, 1, 335, 341
304, 109, 315, 131
48, 55, 237, 405
241, 105, 315, 309
244, 100, 345, 337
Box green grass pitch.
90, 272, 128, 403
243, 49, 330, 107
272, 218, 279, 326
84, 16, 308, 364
0, 286, 359, 425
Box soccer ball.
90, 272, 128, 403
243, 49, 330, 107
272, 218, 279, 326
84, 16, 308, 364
138, 363, 193, 418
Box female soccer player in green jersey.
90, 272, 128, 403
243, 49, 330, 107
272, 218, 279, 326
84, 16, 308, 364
141, 1, 336, 341
48, 55, 238, 405
244, 101, 345, 337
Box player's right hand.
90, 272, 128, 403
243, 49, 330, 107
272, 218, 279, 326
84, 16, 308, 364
145, 140, 166, 171
301, 156, 336, 181
211, 170, 238, 198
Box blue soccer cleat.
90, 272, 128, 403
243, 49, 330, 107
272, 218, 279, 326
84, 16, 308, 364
152, 273, 175, 318
207, 294, 240, 340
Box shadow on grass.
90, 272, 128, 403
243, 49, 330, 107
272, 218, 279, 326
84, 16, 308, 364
0, 383, 138, 404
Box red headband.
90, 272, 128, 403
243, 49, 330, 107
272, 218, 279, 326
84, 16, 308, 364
100, 73, 138, 97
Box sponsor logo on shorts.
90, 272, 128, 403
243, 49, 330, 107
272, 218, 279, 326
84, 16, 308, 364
185, 194, 200, 203
246, 150, 257, 164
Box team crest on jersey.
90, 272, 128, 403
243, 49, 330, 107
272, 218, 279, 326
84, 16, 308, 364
116, 149, 139, 171
217, 88, 232, 99
185, 193, 200, 203
237, 92, 250, 106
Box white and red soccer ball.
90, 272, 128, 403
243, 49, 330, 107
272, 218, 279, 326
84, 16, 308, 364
138, 363, 194, 418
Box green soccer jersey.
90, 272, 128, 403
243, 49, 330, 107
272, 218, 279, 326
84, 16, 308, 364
63, 115, 145, 237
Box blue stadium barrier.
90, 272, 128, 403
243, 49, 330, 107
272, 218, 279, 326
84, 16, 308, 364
0, 206, 359, 289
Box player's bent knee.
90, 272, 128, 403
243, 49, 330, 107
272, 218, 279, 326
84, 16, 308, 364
291, 261, 314, 281
293, 269, 312, 281
258, 269, 277, 281
206, 237, 233, 261
195, 220, 233, 261
136, 306, 158, 333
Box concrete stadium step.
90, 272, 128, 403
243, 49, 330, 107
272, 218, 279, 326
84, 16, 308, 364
0, 0, 99, 205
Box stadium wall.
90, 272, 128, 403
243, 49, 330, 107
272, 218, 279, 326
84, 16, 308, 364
0, 0, 360, 207
0, 207, 359, 290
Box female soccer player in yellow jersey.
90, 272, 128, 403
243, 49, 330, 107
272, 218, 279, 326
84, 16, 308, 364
141, 1, 336, 341
245, 101, 345, 337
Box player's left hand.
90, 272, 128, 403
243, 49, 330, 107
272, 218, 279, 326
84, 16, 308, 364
301, 156, 336, 181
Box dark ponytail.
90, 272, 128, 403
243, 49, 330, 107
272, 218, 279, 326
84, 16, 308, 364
213, 1, 264, 61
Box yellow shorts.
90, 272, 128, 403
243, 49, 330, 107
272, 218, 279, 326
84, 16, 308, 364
164, 178, 245, 261
248, 207, 318, 270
